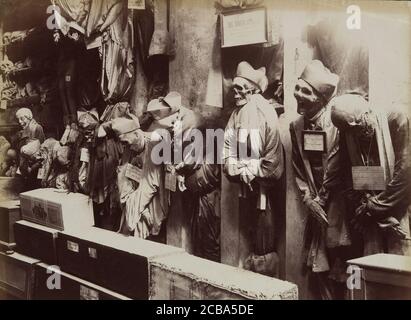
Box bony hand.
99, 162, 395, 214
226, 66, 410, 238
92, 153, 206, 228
150, 130, 163, 142
119, 132, 137, 145
387, 225, 409, 240
175, 162, 185, 172
141, 209, 153, 228
355, 202, 369, 216
102, 31, 109, 42
351, 201, 373, 233
304, 196, 329, 227
41, 179, 48, 188
239, 167, 255, 190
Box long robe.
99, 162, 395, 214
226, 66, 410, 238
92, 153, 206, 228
340, 108, 411, 256
223, 94, 285, 262
290, 107, 352, 274
121, 106, 200, 238
188, 164, 221, 262
54, 0, 134, 102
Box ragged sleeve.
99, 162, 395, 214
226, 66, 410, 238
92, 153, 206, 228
290, 122, 311, 200
254, 113, 284, 185
368, 110, 411, 217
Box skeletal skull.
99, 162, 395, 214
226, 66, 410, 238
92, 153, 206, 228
294, 79, 324, 118
232, 77, 258, 107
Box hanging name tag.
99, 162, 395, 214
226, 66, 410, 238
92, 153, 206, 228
128, 0, 145, 10
67, 240, 79, 253
88, 247, 98, 259
80, 285, 99, 300
165, 171, 177, 192
80, 148, 90, 163
65, 75, 71, 82
352, 166, 386, 191
125, 163, 142, 182
16, 167, 21, 175
302, 130, 326, 153
177, 175, 187, 192
0, 100, 7, 110
257, 187, 267, 211
37, 167, 45, 180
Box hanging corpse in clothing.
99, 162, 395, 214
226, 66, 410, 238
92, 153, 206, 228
52, 0, 134, 144
223, 61, 285, 276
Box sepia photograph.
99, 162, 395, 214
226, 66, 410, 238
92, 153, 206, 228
0, 0, 410, 306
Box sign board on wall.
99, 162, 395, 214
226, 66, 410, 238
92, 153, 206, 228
220, 7, 268, 48
128, 0, 146, 10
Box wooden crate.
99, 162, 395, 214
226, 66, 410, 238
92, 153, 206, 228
0, 252, 39, 300
14, 220, 59, 265
150, 253, 298, 300
34, 263, 131, 300
347, 254, 411, 300
19, 188, 94, 231
57, 227, 185, 299
0, 200, 20, 248
0, 178, 24, 202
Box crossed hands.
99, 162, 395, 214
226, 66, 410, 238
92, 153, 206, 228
304, 194, 329, 227
237, 160, 255, 190
352, 195, 409, 240
351, 198, 373, 234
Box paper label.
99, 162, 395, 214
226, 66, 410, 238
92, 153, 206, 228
0, 100, 7, 110
47, 202, 62, 229
16, 167, 21, 175
165, 171, 177, 192
352, 166, 386, 191
128, 0, 145, 10
221, 8, 267, 48
86, 36, 102, 50
257, 188, 267, 210
88, 247, 98, 259
80, 285, 99, 300
80, 148, 90, 163
37, 168, 45, 180
67, 240, 79, 253
177, 175, 187, 192
303, 131, 326, 152
125, 163, 142, 182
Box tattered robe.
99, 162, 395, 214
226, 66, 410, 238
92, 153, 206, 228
122, 106, 200, 238
223, 94, 285, 258
341, 108, 411, 256
290, 107, 352, 274
54, 0, 134, 102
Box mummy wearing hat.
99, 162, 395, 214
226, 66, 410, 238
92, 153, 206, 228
223, 61, 285, 276
16, 108, 45, 145
330, 94, 411, 257
119, 91, 201, 239
99, 115, 146, 155
290, 60, 354, 299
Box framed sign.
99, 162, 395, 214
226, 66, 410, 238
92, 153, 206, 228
220, 7, 268, 48
128, 0, 145, 10
351, 166, 386, 191
302, 130, 327, 153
